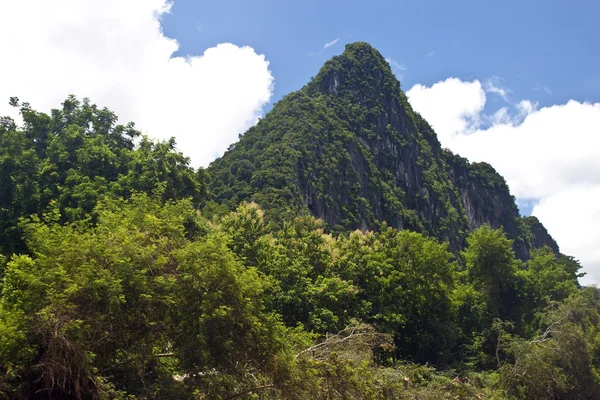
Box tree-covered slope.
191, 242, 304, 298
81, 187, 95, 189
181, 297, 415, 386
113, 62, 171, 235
208, 42, 555, 258
0, 195, 587, 399
0, 51, 594, 399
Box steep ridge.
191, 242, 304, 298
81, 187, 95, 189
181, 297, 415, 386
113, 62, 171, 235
444, 151, 559, 258
208, 42, 557, 258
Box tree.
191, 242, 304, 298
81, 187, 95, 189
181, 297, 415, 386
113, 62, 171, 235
463, 225, 519, 321
498, 288, 600, 399
0, 194, 294, 399
0, 96, 207, 256
336, 228, 457, 365
457, 225, 521, 367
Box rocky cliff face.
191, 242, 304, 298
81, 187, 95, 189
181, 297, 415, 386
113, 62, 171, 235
521, 215, 560, 254
444, 152, 559, 258
208, 42, 558, 258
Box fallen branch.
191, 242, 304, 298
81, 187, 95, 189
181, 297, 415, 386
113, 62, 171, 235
296, 323, 391, 359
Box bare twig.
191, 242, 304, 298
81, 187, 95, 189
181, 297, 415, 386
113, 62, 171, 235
224, 384, 276, 400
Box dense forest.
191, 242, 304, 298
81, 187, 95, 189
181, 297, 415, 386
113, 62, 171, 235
0, 43, 597, 399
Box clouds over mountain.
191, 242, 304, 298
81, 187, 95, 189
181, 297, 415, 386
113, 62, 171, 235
408, 78, 600, 284
0, 0, 273, 167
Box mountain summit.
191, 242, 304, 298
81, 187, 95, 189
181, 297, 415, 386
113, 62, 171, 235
208, 42, 556, 258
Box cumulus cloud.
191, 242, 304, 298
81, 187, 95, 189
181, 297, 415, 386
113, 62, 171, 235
0, 0, 273, 167
407, 78, 600, 285
407, 78, 485, 144
534, 186, 600, 284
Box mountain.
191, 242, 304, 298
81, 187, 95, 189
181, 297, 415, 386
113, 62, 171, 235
208, 42, 557, 258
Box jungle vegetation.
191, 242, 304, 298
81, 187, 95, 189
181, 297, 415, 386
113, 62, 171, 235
0, 44, 596, 399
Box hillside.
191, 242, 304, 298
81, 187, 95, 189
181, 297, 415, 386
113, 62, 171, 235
208, 42, 557, 259
0, 43, 594, 400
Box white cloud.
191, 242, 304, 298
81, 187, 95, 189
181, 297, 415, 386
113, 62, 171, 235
0, 0, 273, 168
309, 38, 340, 56
407, 78, 600, 284
517, 100, 537, 117
484, 76, 511, 102
407, 78, 485, 144
324, 38, 340, 49
534, 186, 600, 285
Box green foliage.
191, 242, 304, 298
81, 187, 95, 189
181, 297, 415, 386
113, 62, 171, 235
520, 247, 581, 329
0, 96, 206, 257
520, 215, 560, 255
456, 226, 523, 368
335, 229, 458, 364
0, 44, 593, 399
0, 195, 292, 398
221, 204, 357, 333
468, 162, 508, 189
464, 225, 519, 320
5, 195, 537, 398
219, 204, 460, 363
497, 288, 600, 399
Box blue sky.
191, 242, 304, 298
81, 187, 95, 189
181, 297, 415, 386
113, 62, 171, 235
162, 0, 600, 111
